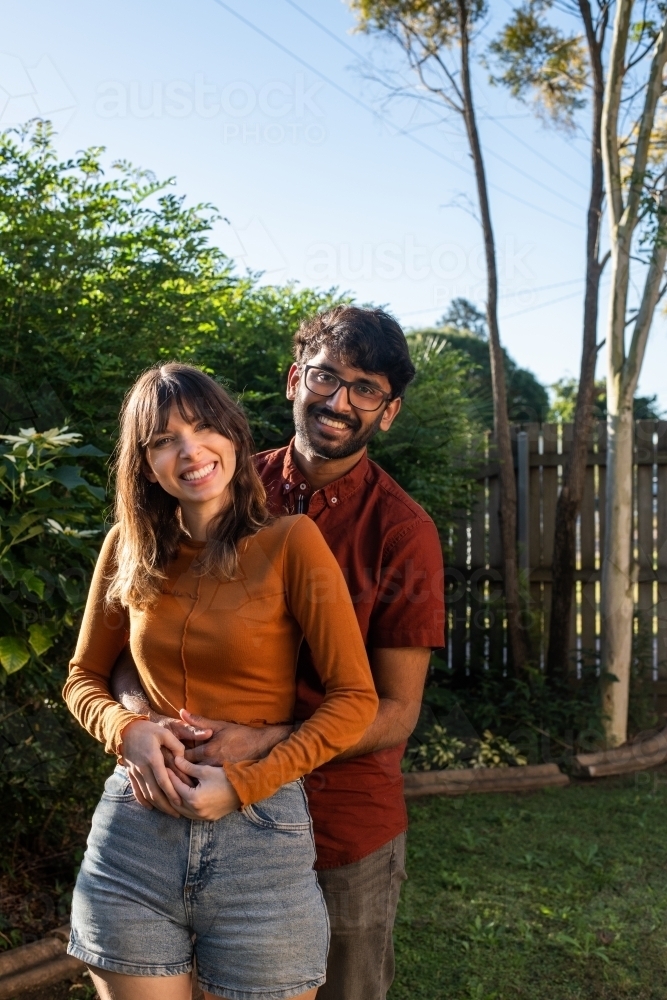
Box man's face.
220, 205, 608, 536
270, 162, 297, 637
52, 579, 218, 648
287, 349, 402, 460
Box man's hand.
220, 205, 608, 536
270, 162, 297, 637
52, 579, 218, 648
179, 710, 293, 765
169, 757, 242, 821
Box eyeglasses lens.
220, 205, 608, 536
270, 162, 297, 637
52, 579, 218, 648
305, 368, 384, 411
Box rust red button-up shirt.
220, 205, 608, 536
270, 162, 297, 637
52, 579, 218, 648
255, 441, 445, 869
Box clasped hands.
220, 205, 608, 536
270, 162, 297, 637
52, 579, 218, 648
120, 710, 292, 821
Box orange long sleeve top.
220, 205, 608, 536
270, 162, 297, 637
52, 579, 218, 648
63, 515, 378, 807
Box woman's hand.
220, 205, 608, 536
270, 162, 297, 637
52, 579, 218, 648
169, 756, 241, 821
120, 719, 186, 817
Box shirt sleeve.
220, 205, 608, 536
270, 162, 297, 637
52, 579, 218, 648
369, 516, 445, 649
224, 515, 379, 806
62, 525, 147, 755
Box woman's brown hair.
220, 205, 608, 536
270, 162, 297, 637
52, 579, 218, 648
106, 363, 271, 608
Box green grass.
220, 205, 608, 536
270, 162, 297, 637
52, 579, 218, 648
391, 771, 667, 1000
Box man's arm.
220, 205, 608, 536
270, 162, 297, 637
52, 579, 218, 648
334, 647, 431, 760
110, 645, 292, 763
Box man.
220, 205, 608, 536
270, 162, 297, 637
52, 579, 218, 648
112, 306, 444, 1000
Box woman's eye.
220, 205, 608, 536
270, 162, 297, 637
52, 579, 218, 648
153, 436, 171, 447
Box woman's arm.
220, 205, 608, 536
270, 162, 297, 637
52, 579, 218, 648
62, 527, 185, 813
222, 516, 378, 807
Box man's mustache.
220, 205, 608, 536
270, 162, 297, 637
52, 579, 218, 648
307, 404, 360, 432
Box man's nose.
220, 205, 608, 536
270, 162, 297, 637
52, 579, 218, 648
326, 385, 354, 412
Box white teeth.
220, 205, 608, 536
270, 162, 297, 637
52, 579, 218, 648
182, 462, 215, 481
317, 415, 349, 430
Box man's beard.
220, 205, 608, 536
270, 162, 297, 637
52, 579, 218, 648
293, 397, 384, 460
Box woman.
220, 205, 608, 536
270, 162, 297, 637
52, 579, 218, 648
63, 363, 378, 1000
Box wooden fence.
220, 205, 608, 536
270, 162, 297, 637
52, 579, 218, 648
447, 420, 667, 711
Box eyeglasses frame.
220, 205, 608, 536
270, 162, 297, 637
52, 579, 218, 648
301, 365, 393, 413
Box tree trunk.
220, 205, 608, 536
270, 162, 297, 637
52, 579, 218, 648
457, 0, 529, 672
600, 399, 634, 745
546, 0, 606, 682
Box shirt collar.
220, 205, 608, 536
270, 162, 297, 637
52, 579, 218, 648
281, 438, 369, 508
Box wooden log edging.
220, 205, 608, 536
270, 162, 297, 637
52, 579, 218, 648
403, 762, 569, 799
0, 924, 84, 999
572, 726, 667, 778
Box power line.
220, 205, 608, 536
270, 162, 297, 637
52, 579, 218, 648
401, 277, 587, 319
500, 288, 584, 320
481, 116, 589, 192
280, 0, 586, 215
209, 0, 582, 231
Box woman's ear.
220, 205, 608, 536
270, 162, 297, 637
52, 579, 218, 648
142, 460, 158, 484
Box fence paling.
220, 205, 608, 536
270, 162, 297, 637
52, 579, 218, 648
447, 421, 667, 713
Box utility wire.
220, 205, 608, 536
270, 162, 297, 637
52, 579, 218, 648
210, 0, 582, 231
481, 116, 589, 192
500, 288, 584, 319
280, 0, 586, 214
401, 277, 587, 319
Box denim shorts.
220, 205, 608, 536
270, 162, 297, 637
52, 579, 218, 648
68, 766, 329, 1000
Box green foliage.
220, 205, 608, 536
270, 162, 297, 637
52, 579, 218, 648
549, 377, 662, 422
403, 723, 527, 772
0, 425, 109, 851
411, 325, 549, 427
393, 777, 667, 999
369, 334, 484, 537
489, 0, 588, 130
0, 426, 103, 676
0, 121, 339, 453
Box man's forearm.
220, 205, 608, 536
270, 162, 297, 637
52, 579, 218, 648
110, 650, 154, 717
334, 697, 420, 760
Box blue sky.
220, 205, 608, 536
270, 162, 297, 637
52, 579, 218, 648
2, 0, 666, 408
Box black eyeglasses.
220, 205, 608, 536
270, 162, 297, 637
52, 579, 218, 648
302, 366, 392, 412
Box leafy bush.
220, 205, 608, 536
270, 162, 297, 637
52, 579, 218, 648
370, 334, 484, 538
403, 723, 527, 772
0, 426, 109, 854
0, 121, 340, 454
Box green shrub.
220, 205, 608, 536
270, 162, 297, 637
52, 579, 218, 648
403, 723, 527, 772
0, 426, 109, 854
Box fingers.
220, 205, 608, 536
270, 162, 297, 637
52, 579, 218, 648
173, 755, 208, 779
128, 771, 152, 810
141, 767, 181, 817
150, 754, 183, 810
157, 728, 186, 759
183, 743, 213, 765
163, 719, 212, 742
180, 709, 220, 732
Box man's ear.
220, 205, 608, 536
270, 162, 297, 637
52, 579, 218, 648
379, 397, 402, 433
286, 363, 300, 401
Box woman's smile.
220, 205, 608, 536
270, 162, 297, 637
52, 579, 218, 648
180, 460, 218, 484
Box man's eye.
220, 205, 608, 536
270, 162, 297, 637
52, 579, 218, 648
315, 371, 336, 383
355, 384, 380, 397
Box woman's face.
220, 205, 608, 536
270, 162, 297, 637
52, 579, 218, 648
143, 405, 237, 525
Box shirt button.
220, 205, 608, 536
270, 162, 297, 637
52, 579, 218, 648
284, 483, 290, 491
299, 483, 307, 490
331, 496, 338, 503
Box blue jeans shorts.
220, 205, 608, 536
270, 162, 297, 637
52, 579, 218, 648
68, 766, 329, 999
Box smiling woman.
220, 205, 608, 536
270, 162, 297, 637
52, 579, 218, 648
61, 362, 379, 1000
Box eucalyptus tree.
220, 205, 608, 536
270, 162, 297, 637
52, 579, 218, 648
490, 0, 611, 683
350, 0, 530, 672
600, 0, 667, 744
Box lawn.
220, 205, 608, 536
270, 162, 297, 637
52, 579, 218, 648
390, 771, 667, 1000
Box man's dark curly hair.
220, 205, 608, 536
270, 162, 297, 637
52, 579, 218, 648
293, 306, 416, 399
